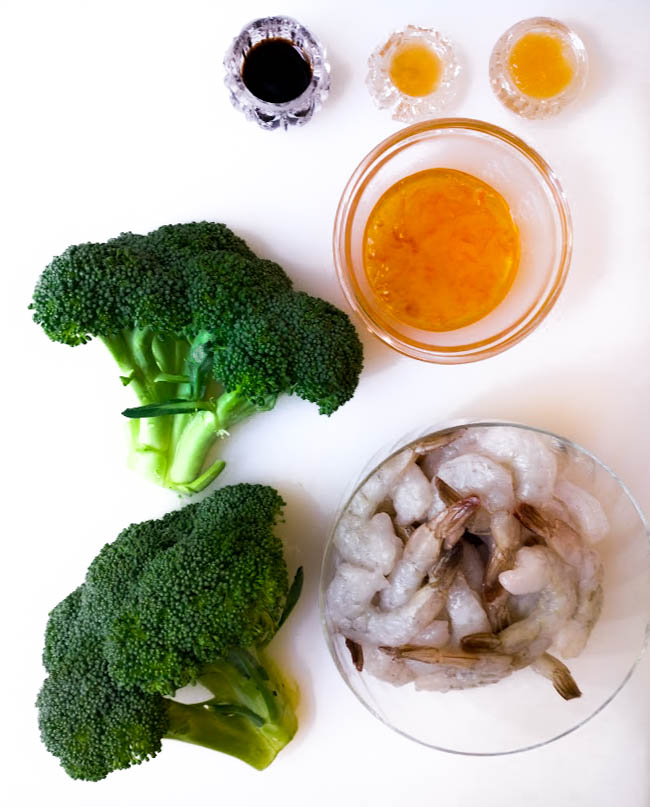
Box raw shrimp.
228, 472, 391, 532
334, 511, 402, 575
452, 426, 557, 506
360, 643, 416, 687
516, 504, 603, 657
460, 541, 485, 594
381, 645, 513, 692
348, 448, 415, 519
392, 462, 433, 525
485, 512, 522, 586
380, 497, 479, 610
437, 453, 515, 513
482, 512, 524, 633
348, 543, 463, 646
410, 620, 450, 648
553, 478, 609, 545
462, 545, 578, 665
327, 562, 387, 624
446, 571, 491, 645
436, 476, 518, 632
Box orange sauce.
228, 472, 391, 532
508, 33, 573, 99
363, 169, 520, 332
389, 43, 442, 97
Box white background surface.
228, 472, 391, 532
2, 0, 649, 804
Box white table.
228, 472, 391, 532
4, 0, 649, 804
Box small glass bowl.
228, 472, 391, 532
490, 17, 588, 119
223, 16, 330, 131
320, 420, 650, 755
366, 26, 461, 122
333, 119, 571, 363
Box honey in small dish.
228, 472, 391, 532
388, 42, 442, 97
508, 32, 573, 99
489, 18, 588, 119
366, 26, 460, 122
363, 169, 519, 332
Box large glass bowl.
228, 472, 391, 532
333, 119, 572, 363
320, 421, 650, 755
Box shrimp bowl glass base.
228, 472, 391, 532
333, 119, 572, 363
319, 421, 650, 755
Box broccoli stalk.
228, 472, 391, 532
30, 223, 363, 494
37, 485, 303, 781
101, 328, 228, 493
165, 649, 297, 771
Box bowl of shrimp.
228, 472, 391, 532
320, 421, 650, 754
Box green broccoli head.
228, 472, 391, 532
30, 221, 363, 493
96, 485, 289, 694
37, 484, 301, 780
38, 586, 168, 781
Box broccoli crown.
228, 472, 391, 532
37, 484, 298, 780
38, 587, 168, 781
83, 485, 288, 694
30, 221, 362, 414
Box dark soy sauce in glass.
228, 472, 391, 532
241, 38, 312, 103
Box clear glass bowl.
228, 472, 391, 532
223, 16, 330, 130
490, 17, 588, 119
333, 119, 572, 363
320, 421, 650, 755
366, 26, 461, 122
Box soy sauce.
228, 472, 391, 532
241, 38, 312, 103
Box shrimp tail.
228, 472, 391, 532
414, 433, 457, 454
531, 653, 582, 700
483, 589, 511, 633
428, 541, 462, 588
380, 645, 485, 668
436, 496, 481, 549
434, 476, 462, 505
515, 503, 552, 540
461, 632, 502, 652
345, 638, 364, 672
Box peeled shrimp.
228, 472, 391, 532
348, 448, 415, 519
349, 542, 464, 646
348, 584, 449, 646
380, 497, 479, 610
437, 453, 515, 513
516, 504, 604, 657
446, 571, 491, 645
410, 620, 450, 648
381, 645, 513, 692
452, 426, 557, 506
481, 512, 524, 632
334, 511, 402, 575
553, 478, 609, 545
327, 563, 387, 624
392, 462, 433, 525
463, 545, 578, 664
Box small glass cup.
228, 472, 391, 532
320, 420, 650, 755
366, 26, 461, 122
224, 16, 330, 131
490, 17, 588, 119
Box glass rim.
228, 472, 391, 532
332, 118, 573, 364
319, 418, 650, 756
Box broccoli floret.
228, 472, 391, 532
36, 484, 303, 780
30, 222, 363, 493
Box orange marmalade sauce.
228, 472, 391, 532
508, 33, 573, 99
363, 169, 520, 332
389, 43, 442, 97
